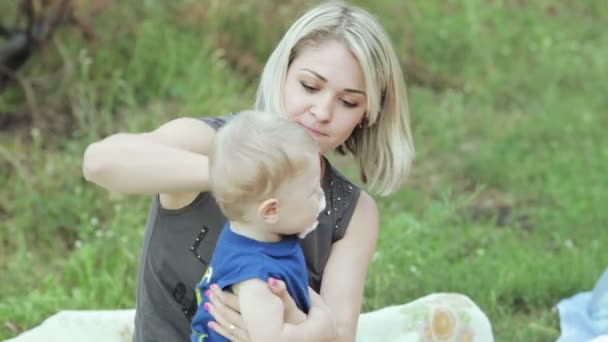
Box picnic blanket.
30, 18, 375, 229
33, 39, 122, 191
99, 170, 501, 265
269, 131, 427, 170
556, 268, 608, 342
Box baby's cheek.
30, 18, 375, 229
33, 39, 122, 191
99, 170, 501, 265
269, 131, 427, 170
318, 192, 326, 213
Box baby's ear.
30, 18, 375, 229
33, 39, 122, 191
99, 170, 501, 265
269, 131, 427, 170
258, 198, 279, 224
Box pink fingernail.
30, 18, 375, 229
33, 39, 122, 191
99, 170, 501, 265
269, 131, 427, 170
204, 303, 210, 311
205, 290, 210, 297
211, 284, 219, 290
208, 321, 215, 329
269, 278, 278, 286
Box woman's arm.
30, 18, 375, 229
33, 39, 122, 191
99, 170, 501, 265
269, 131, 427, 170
320, 191, 379, 341
82, 117, 215, 195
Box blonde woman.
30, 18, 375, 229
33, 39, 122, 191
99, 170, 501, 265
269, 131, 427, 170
83, 1, 493, 341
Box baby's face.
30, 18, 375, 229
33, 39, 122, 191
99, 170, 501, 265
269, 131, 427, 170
274, 156, 324, 237
297, 189, 326, 239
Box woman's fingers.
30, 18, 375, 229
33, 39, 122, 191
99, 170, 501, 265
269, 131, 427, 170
269, 277, 307, 324
210, 284, 241, 312
208, 285, 244, 327
208, 320, 249, 342
207, 284, 249, 341
268, 278, 295, 306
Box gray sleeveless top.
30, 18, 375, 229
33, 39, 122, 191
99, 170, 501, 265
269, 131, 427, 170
133, 114, 361, 341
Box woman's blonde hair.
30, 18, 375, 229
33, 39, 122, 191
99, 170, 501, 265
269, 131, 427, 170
209, 110, 318, 221
255, 1, 414, 196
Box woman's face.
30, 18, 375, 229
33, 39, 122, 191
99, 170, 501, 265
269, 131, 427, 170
283, 40, 367, 154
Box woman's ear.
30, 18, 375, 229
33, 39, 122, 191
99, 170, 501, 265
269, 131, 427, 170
258, 198, 279, 224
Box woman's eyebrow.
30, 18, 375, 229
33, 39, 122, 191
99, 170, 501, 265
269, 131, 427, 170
301, 68, 327, 82
301, 68, 366, 95
344, 88, 366, 95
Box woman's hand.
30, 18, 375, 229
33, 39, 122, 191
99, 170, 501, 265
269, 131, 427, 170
306, 287, 338, 341
209, 279, 337, 341
267, 278, 307, 324
266, 278, 337, 340
207, 284, 250, 342
206, 278, 301, 341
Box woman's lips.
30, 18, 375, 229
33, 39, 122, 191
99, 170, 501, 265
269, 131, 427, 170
300, 124, 326, 137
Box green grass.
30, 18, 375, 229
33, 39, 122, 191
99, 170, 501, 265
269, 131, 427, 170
1, 1, 607, 341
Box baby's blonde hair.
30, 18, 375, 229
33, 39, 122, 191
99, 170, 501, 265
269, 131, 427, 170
209, 111, 318, 221
255, 1, 414, 196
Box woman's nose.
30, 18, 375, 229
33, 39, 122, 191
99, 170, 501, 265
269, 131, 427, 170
311, 93, 333, 122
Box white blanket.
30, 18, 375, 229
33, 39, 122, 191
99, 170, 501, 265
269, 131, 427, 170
6, 294, 494, 342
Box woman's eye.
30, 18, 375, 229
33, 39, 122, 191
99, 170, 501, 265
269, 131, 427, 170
300, 82, 318, 93
341, 100, 358, 108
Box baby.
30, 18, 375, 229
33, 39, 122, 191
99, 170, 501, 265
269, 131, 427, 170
191, 110, 326, 342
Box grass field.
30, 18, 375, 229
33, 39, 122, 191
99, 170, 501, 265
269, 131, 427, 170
1, 1, 607, 341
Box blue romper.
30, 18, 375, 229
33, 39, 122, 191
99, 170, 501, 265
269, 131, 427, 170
191, 222, 311, 342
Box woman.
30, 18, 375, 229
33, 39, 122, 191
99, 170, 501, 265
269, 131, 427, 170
83, 2, 492, 341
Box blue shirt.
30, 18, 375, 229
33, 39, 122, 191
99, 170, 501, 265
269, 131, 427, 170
191, 222, 310, 342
